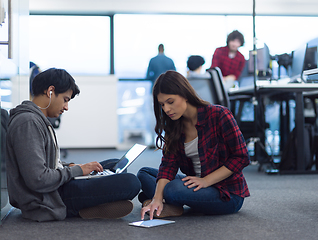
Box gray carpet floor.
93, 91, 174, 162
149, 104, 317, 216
1, 148, 318, 240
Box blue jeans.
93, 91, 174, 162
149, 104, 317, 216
58, 159, 141, 217
137, 167, 244, 215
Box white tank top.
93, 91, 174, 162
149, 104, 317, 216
184, 137, 201, 177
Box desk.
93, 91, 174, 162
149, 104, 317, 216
229, 82, 318, 173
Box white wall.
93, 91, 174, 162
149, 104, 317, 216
10, 75, 30, 107
54, 75, 118, 149
10, 75, 119, 149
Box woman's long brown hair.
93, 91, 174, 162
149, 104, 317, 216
152, 70, 209, 155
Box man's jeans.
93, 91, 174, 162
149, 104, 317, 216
59, 159, 141, 217
137, 167, 244, 215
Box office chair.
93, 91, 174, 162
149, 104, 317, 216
187, 67, 230, 108
208, 67, 273, 170
207, 67, 230, 108
187, 76, 215, 104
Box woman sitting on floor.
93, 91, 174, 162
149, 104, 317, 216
137, 70, 250, 220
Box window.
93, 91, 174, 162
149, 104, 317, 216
114, 14, 318, 79
114, 14, 252, 78
29, 15, 110, 75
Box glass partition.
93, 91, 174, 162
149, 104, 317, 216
1, 0, 29, 223
117, 80, 153, 146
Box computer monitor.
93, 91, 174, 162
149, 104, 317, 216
302, 38, 318, 82
303, 37, 318, 71
290, 38, 318, 82
290, 43, 307, 80
248, 44, 270, 74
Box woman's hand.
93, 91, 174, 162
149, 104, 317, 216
182, 166, 234, 192
182, 176, 209, 192
140, 198, 163, 220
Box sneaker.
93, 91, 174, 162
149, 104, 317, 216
79, 200, 133, 219
142, 199, 183, 218
138, 192, 148, 204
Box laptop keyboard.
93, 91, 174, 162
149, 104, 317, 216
91, 169, 115, 176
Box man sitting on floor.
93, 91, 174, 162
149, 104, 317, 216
6, 68, 141, 222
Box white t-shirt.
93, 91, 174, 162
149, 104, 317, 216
184, 137, 201, 177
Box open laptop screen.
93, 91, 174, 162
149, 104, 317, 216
113, 143, 147, 173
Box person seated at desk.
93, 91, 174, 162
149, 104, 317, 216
210, 30, 246, 90
137, 70, 250, 220
186, 55, 211, 79
186, 55, 214, 103
6, 68, 141, 222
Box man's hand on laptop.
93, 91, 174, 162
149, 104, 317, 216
80, 162, 103, 176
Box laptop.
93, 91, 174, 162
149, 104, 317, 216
74, 143, 147, 180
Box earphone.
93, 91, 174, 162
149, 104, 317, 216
38, 90, 53, 110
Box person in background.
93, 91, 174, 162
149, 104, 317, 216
146, 44, 176, 85
147, 44, 176, 146
210, 30, 246, 90
186, 55, 211, 79
6, 68, 140, 222
137, 70, 250, 220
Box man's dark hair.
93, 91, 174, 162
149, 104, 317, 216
158, 44, 164, 52
227, 30, 244, 47
32, 68, 80, 99
187, 55, 205, 71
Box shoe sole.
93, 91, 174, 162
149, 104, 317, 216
143, 199, 183, 218
79, 200, 133, 219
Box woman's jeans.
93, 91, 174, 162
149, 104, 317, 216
137, 167, 244, 215
58, 159, 141, 217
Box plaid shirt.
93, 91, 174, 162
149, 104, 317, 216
157, 105, 250, 201
210, 46, 246, 80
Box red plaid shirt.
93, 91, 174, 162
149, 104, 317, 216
157, 105, 250, 201
210, 46, 246, 80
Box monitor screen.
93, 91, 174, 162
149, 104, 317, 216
304, 46, 318, 71
248, 44, 270, 73
303, 37, 318, 71
290, 44, 307, 78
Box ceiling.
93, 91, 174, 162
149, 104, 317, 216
29, 0, 318, 16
